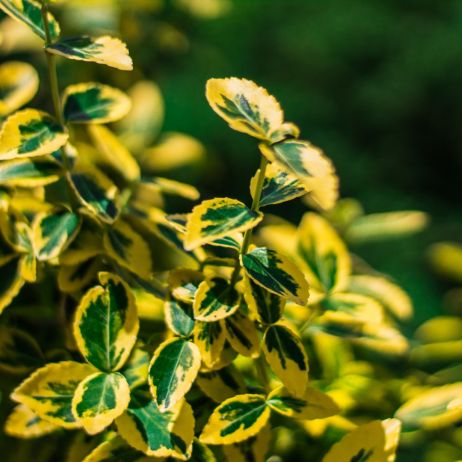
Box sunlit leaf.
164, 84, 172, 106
193, 320, 226, 369
221, 424, 271, 462
225, 310, 260, 358
0, 255, 25, 315
184, 198, 262, 250
196, 365, 246, 403
5, 404, 59, 439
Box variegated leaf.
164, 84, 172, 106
47, 36, 133, 71
32, 210, 81, 261
225, 310, 260, 358
297, 212, 351, 294
241, 247, 309, 305
395, 383, 462, 431
196, 365, 246, 403
0, 158, 62, 187
5, 404, 59, 439
72, 371, 130, 435
262, 323, 308, 397
193, 320, 226, 369
63, 82, 131, 124
0, 109, 68, 160
267, 386, 339, 419
0, 0, 60, 40
193, 278, 239, 322
73, 272, 139, 372
260, 140, 338, 210
165, 299, 195, 337
10, 361, 95, 428
348, 275, 413, 321
200, 394, 270, 445
242, 276, 284, 324
222, 424, 271, 462
59, 223, 103, 266
168, 269, 203, 304
115, 387, 194, 459
148, 337, 201, 411
0, 61, 39, 116
250, 162, 307, 207
88, 125, 140, 182
184, 198, 262, 250
103, 220, 152, 279
323, 419, 401, 462
206, 78, 295, 142
70, 167, 119, 224
120, 347, 150, 389
0, 255, 25, 315
58, 258, 100, 294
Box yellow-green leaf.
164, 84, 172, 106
168, 269, 203, 304
260, 140, 338, 210
193, 277, 239, 322
262, 323, 308, 397
165, 299, 195, 337
10, 361, 95, 429
322, 419, 401, 462
0, 255, 25, 315
73, 272, 139, 372
0, 0, 60, 40
267, 386, 339, 419
58, 258, 100, 294
206, 78, 286, 142
148, 337, 201, 411
120, 347, 150, 389
63, 82, 131, 124
200, 394, 270, 445
0, 61, 39, 116
47, 35, 133, 71
196, 365, 246, 403
184, 197, 262, 250
0, 158, 62, 187
72, 371, 130, 435
241, 247, 309, 305
297, 212, 351, 294
103, 220, 152, 279
32, 210, 81, 261
151, 177, 200, 201
222, 424, 271, 462
5, 404, 59, 439
88, 125, 140, 182
115, 387, 194, 459
395, 383, 462, 431
0, 109, 68, 161
193, 320, 226, 369
250, 162, 307, 207
225, 310, 260, 358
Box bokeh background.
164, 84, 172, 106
1, 0, 462, 460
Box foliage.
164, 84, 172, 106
0, 1, 461, 462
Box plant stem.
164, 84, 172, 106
230, 154, 268, 286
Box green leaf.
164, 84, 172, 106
184, 197, 262, 250
395, 383, 462, 431
250, 162, 307, 207
63, 82, 131, 124
0, 0, 60, 40
70, 167, 120, 224
243, 276, 284, 324
73, 272, 139, 372
260, 140, 338, 210
322, 419, 401, 462
120, 347, 150, 389
225, 310, 260, 358
32, 210, 81, 261
241, 247, 309, 305
115, 387, 194, 459
297, 212, 351, 294
5, 404, 58, 439
0, 109, 68, 161
0, 326, 44, 374
11, 361, 95, 429
200, 394, 270, 445
193, 278, 240, 322
221, 425, 271, 462
193, 320, 226, 369
103, 219, 152, 279
206, 78, 295, 142
148, 337, 201, 412
47, 35, 133, 71
267, 386, 339, 419
262, 323, 308, 397
0, 61, 39, 117
0, 158, 62, 187
196, 365, 246, 403
168, 269, 203, 304
72, 371, 130, 435
165, 299, 195, 337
